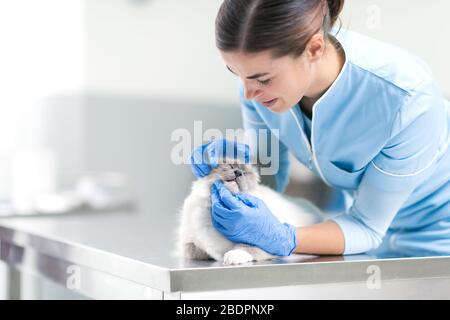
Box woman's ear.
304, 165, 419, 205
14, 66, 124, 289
305, 33, 326, 62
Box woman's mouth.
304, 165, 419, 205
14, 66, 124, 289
261, 98, 278, 108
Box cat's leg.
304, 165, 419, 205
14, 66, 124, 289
194, 227, 234, 262
223, 244, 275, 265
176, 190, 216, 261
176, 227, 213, 261
178, 198, 233, 261
183, 242, 213, 260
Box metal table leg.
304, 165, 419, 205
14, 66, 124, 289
6, 267, 21, 300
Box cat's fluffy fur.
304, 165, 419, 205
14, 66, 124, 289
174, 158, 324, 265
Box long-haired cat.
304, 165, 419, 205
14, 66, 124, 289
174, 158, 324, 265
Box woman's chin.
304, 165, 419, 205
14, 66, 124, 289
269, 101, 291, 113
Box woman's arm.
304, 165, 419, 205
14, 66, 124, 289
294, 220, 345, 255
295, 86, 443, 257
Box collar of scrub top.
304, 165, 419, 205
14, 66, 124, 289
278, 28, 352, 187
289, 29, 350, 149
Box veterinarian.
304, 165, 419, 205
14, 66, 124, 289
191, 0, 450, 258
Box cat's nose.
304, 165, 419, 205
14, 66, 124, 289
234, 169, 243, 178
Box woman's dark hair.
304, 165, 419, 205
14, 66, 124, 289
215, 0, 345, 58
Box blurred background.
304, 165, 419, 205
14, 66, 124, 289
0, 0, 449, 298
1, 0, 449, 212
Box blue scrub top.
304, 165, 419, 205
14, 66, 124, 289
239, 29, 450, 257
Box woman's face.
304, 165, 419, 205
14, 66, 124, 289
220, 50, 314, 113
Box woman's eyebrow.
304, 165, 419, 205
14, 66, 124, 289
226, 65, 270, 79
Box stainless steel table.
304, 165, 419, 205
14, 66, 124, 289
2, 209, 450, 300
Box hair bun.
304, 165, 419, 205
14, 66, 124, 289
327, 0, 345, 26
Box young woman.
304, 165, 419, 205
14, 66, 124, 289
191, 0, 450, 258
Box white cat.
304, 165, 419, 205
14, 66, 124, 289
174, 159, 324, 265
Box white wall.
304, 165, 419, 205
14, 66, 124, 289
340, 0, 450, 96
85, 0, 234, 104
85, 0, 450, 103
0, 0, 85, 300
0, 0, 85, 199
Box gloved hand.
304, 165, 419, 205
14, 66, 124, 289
210, 180, 297, 256
190, 139, 251, 178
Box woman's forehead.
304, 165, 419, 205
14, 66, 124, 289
221, 50, 292, 76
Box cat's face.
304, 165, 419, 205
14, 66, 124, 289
207, 158, 260, 194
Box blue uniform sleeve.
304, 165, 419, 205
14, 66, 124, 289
239, 83, 291, 193
332, 83, 445, 254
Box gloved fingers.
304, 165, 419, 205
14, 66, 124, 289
210, 204, 230, 226
235, 193, 258, 208
210, 182, 220, 203
191, 139, 251, 178
211, 206, 240, 237
211, 215, 227, 233
210, 199, 233, 231
206, 139, 229, 168
191, 162, 210, 178
210, 182, 226, 209
211, 184, 234, 217
213, 180, 244, 211
190, 142, 214, 177
234, 141, 251, 164
222, 139, 251, 164
205, 141, 220, 170
210, 182, 234, 218
207, 139, 251, 165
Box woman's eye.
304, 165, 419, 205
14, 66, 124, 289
257, 79, 271, 86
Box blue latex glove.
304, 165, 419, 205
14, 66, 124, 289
190, 139, 251, 178
210, 180, 297, 256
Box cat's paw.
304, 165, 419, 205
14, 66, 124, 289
223, 249, 254, 265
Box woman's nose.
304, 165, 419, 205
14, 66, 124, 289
244, 83, 262, 100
